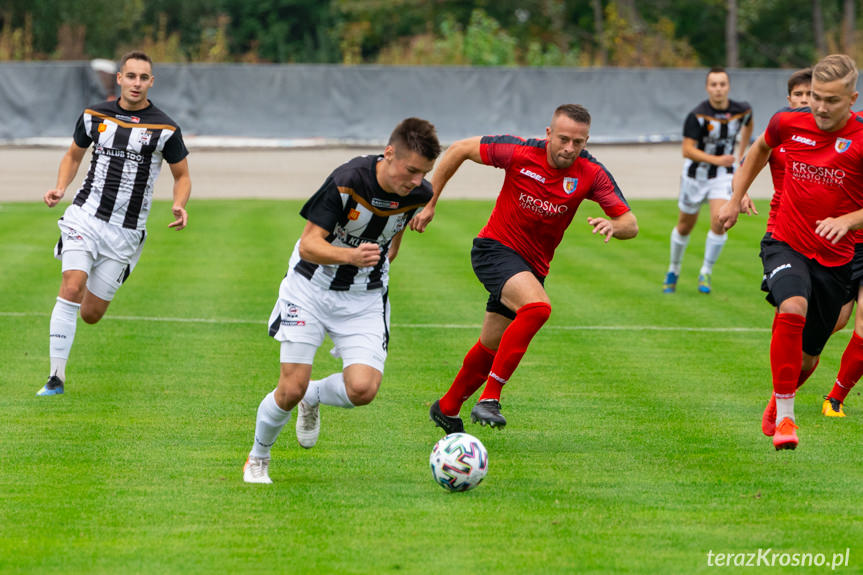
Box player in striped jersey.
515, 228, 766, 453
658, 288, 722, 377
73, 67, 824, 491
412, 104, 638, 433
663, 67, 753, 295
38, 51, 191, 397
243, 118, 441, 484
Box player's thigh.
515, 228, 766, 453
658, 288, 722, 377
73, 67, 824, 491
471, 237, 545, 317
329, 291, 389, 375
500, 271, 549, 311
87, 257, 130, 302
760, 236, 811, 309
678, 176, 708, 215
802, 262, 852, 356
268, 285, 328, 349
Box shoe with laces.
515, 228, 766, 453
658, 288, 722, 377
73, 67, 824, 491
698, 273, 712, 294
470, 399, 507, 428
36, 375, 64, 396
429, 400, 464, 435
663, 271, 678, 293
296, 400, 321, 448
761, 393, 777, 436
243, 456, 272, 484
772, 417, 799, 451
822, 396, 846, 417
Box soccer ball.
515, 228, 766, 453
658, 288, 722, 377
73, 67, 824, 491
429, 433, 488, 492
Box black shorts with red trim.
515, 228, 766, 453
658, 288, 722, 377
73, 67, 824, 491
760, 234, 851, 356
471, 237, 545, 320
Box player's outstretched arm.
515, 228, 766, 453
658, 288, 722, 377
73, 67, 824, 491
298, 221, 381, 268
410, 136, 483, 233
718, 133, 771, 231
587, 211, 638, 243
44, 142, 87, 207
168, 158, 191, 230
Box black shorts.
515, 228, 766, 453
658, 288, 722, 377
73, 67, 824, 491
759, 235, 851, 356
847, 242, 863, 302
471, 237, 545, 320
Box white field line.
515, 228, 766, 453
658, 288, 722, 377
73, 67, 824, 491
0, 310, 771, 332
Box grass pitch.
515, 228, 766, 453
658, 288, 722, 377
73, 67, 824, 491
1, 198, 861, 574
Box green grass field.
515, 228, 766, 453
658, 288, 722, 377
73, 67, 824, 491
1, 198, 861, 574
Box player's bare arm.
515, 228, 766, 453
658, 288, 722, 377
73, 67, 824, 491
168, 158, 191, 230
298, 221, 381, 267
409, 136, 483, 233
387, 229, 405, 262
44, 143, 87, 207
816, 207, 863, 244
719, 134, 771, 230
682, 137, 735, 167
588, 211, 638, 243
737, 120, 754, 164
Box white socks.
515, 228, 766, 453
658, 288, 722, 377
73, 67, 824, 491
49, 297, 80, 382
669, 228, 690, 274
250, 390, 292, 459
303, 372, 354, 409
701, 230, 728, 276
776, 396, 795, 423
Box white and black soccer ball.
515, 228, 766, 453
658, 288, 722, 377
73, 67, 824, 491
429, 432, 488, 492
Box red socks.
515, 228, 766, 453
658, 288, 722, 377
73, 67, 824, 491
479, 302, 552, 402
771, 313, 805, 398
830, 331, 863, 402
439, 340, 496, 416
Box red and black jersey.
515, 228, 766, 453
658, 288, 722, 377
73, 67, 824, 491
765, 108, 863, 266
477, 135, 630, 277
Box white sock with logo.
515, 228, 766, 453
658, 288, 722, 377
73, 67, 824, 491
305, 372, 354, 408
701, 230, 727, 275
250, 390, 291, 459
49, 297, 80, 382
669, 228, 690, 274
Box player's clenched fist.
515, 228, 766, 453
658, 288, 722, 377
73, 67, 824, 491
44, 188, 64, 207
353, 242, 382, 267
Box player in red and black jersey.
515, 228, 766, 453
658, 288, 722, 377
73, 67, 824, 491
412, 104, 638, 433
719, 54, 863, 451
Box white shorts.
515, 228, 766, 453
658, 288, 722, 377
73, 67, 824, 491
678, 174, 732, 214
54, 204, 147, 301
267, 270, 390, 373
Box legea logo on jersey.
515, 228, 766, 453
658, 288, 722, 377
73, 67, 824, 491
835, 138, 852, 153
791, 134, 817, 146
563, 177, 578, 195
519, 168, 546, 183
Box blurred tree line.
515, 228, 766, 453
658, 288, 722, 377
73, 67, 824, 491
0, 0, 859, 67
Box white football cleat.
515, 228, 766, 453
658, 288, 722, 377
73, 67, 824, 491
243, 456, 272, 484
296, 400, 321, 449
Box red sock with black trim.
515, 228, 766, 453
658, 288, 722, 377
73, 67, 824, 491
478, 302, 551, 402
830, 331, 863, 402
771, 313, 805, 398
439, 340, 496, 416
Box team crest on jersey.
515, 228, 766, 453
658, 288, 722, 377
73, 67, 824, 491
835, 138, 852, 153
348, 209, 360, 220
139, 130, 153, 145
563, 177, 578, 195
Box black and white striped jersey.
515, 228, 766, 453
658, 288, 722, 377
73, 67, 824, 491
682, 99, 752, 180
291, 154, 432, 292
70, 100, 188, 230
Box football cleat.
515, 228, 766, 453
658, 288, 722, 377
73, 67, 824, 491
470, 399, 507, 428
662, 271, 678, 294
429, 400, 464, 435
295, 400, 321, 448
36, 375, 64, 397
697, 273, 712, 294
822, 396, 846, 417
772, 417, 799, 451
243, 456, 272, 484
761, 393, 777, 436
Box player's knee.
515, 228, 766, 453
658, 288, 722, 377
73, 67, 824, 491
777, 296, 807, 317
345, 377, 380, 406
274, 382, 304, 410
519, 301, 552, 324
79, 307, 104, 324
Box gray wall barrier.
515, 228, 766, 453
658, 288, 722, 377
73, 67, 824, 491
0, 62, 846, 146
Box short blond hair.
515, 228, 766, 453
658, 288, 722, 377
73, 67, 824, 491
813, 54, 858, 90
